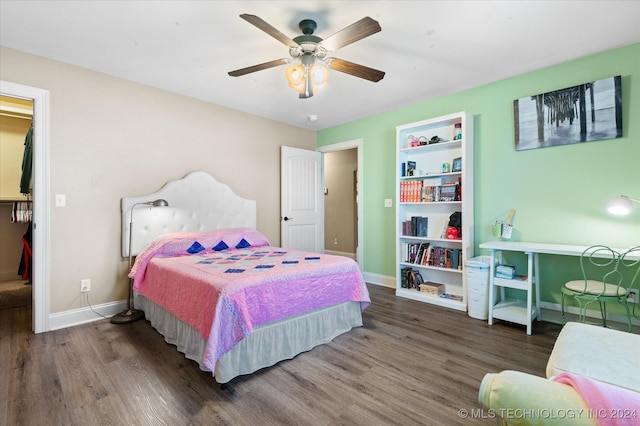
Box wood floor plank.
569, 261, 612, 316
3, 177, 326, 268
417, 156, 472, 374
1, 284, 564, 425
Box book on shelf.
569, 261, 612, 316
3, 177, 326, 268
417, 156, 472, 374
413, 216, 428, 236
423, 246, 462, 270
414, 243, 426, 265
407, 243, 417, 263
496, 264, 516, 279
451, 249, 460, 270
401, 267, 413, 288
422, 185, 439, 202
440, 184, 457, 202
440, 293, 463, 301
416, 242, 431, 265
402, 216, 428, 237
403, 243, 461, 270
417, 177, 462, 203
410, 269, 424, 287
400, 180, 424, 203
414, 180, 423, 202
421, 178, 442, 202
401, 242, 414, 263
400, 267, 423, 289
403, 242, 426, 264
421, 244, 433, 265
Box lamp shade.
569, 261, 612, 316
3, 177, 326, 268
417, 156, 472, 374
607, 195, 635, 215
286, 64, 306, 92
151, 199, 169, 207
309, 63, 329, 90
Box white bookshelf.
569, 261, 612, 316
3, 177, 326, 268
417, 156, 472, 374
395, 112, 474, 311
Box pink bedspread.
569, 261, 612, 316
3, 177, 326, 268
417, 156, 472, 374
129, 228, 370, 370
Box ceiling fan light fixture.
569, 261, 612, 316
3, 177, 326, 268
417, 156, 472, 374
310, 62, 329, 90
231, 15, 384, 98
285, 64, 306, 92
285, 61, 329, 97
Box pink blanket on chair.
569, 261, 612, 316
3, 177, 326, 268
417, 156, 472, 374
553, 372, 640, 426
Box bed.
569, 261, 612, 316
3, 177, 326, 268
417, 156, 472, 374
122, 171, 370, 384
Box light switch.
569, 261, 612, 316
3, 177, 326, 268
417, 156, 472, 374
55, 194, 66, 207
384, 199, 392, 208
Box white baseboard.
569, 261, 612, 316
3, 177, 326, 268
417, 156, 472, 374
362, 272, 395, 289
324, 249, 357, 261
49, 300, 127, 331
539, 301, 640, 331
48, 282, 639, 333
49, 273, 390, 331
366, 275, 639, 330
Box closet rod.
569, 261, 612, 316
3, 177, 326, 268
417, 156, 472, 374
0, 199, 32, 204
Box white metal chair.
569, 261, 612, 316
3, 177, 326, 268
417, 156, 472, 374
561, 245, 640, 332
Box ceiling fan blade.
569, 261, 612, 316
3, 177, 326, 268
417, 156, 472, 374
228, 58, 291, 77
319, 17, 381, 52
326, 58, 385, 82
240, 14, 299, 49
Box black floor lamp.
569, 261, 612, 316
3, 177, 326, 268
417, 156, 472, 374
111, 198, 169, 324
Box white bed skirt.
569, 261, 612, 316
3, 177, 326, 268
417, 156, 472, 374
134, 294, 363, 383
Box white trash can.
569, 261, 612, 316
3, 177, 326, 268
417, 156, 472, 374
466, 255, 492, 320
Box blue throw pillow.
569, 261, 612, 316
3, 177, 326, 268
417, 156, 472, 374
187, 241, 205, 254
213, 240, 230, 251
235, 238, 251, 249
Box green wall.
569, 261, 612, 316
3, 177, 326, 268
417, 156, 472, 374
317, 43, 640, 309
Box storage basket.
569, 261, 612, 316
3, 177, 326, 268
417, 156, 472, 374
419, 282, 445, 296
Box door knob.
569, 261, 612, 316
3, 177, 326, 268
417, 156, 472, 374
282, 216, 293, 221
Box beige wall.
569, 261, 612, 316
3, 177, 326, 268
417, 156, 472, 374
0, 46, 316, 314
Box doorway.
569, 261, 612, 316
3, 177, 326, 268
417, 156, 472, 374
0, 80, 50, 333
318, 139, 363, 266
0, 96, 33, 311
323, 149, 357, 260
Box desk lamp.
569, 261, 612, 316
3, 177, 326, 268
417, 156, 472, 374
111, 198, 169, 324
607, 195, 639, 216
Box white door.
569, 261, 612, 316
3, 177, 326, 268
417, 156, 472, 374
280, 146, 323, 252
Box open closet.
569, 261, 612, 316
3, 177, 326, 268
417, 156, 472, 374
0, 95, 33, 310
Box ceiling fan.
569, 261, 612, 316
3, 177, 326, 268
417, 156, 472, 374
228, 14, 385, 98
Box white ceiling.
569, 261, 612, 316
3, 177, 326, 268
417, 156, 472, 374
1, 1, 639, 130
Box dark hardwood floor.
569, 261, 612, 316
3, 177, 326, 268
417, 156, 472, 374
1, 284, 562, 425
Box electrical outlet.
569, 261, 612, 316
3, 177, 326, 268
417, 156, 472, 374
80, 279, 91, 293
628, 289, 638, 304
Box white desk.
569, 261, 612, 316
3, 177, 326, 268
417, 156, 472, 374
478, 241, 639, 335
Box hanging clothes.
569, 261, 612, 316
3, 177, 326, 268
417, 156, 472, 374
10, 201, 32, 223
20, 126, 33, 195
18, 221, 32, 283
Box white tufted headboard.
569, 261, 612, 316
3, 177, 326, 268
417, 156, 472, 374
121, 171, 257, 257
